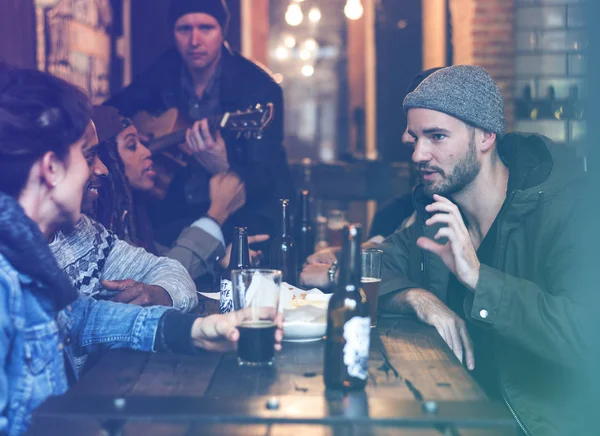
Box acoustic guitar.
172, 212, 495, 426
132, 103, 274, 199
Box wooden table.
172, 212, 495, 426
27, 317, 516, 436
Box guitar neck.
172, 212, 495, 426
147, 114, 224, 153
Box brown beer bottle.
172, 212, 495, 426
324, 224, 371, 390
295, 190, 315, 273
220, 227, 250, 313
271, 199, 298, 285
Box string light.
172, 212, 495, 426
308, 7, 321, 23
285, 3, 303, 26
275, 46, 290, 61
303, 38, 318, 51
283, 34, 296, 48
301, 65, 315, 77
344, 0, 364, 20
299, 49, 311, 60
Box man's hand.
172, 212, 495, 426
102, 279, 173, 307
186, 118, 229, 174
207, 172, 246, 226
306, 247, 340, 265
219, 234, 270, 268
191, 309, 284, 352
416, 194, 481, 290
405, 288, 474, 369
300, 263, 334, 289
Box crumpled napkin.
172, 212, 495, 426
280, 283, 332, 324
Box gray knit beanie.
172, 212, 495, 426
403, 65, 505, 137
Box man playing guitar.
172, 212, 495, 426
106, 0, 294, 261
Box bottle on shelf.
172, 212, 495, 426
565, 85, 584, 120
539, 85, 563, 120
516, 85, 536, 120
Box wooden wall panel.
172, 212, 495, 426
0, 0, 36, 69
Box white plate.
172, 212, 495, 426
283, 321, 326, 342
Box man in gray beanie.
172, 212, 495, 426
379, 65, 596, 436
106, 0, 294, 278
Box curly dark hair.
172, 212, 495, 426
0, 65, 91, 197
92, 119, 156, 253
94, 134, 136, 238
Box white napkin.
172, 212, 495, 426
280, 282, 332, 324
199, 279, 332, 325
245, 270, 280, 308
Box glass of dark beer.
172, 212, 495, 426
361, 249, 382, 327
232, 269, 282, 366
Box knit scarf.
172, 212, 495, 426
0, 191, 78, 310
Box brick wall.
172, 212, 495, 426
449, 0, 516, 128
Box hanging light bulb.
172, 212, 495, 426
283, 34, 296, 48
299, 49, 311, 60
275, 46, 290, 61
301, 65, 315, 77
285, 3, 303, 26
308, 7, 321, 23
344, 0, 364, 20
303, 38, 318, 51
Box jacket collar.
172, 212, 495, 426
219, 42, 248, 110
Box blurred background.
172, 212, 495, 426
0, 0, 592, 237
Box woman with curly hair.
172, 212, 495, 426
90, 106, 266, 285
90, 108, 156, 251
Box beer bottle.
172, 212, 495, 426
220, 227, 250, 313
295, 190, 315, 273
271, 198, 298, 285
324, 224, 371, 390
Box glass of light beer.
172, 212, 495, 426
361, 249, 382, 327
327, 209, 348, 247
232, 269, 282, 366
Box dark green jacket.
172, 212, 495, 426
380, 133, 597, 435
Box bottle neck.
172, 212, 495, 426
280, 200, 291, 238
337, 226, 362, 293
299, 191, 311, 224
229, 228, 250, 269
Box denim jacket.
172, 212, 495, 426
0, 252, 171, 436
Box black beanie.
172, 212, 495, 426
169, 0, 229, 31
169, 0, 230, 32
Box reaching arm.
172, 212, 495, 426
102, 237, 198, 312
67, 295, 284, 356
67, 295, 171, 354
166, 224, 226, 281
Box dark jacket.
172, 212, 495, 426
380, 133, 597, 436
106, 44, 294, 248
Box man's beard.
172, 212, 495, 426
419, 133, 480, 197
